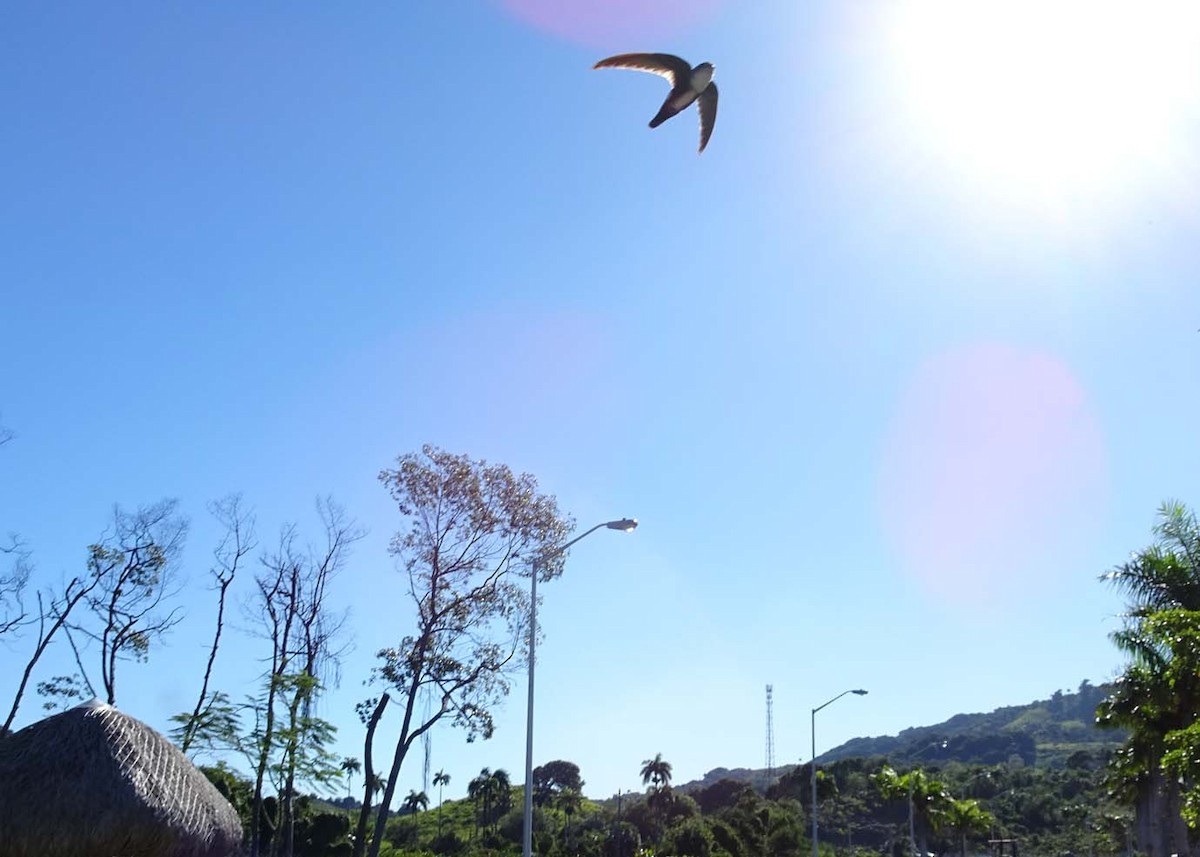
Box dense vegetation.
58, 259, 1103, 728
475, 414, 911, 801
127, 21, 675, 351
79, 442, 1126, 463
199, 728, 1129, 857
198, 681, 1134, 857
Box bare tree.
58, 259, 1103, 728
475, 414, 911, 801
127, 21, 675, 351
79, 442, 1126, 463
68, 500, 189, 705
174, 495, 256, 754
3, 577, 101, 732
247, 498, 361, 857
0, 417, 29, 639
278, 498, 360, 857
0, 534, 31, 639
360, 445, 573, 857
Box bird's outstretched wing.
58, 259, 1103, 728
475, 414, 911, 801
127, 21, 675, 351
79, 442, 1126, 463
697, 83, 718, 153
593, 53, 693, 88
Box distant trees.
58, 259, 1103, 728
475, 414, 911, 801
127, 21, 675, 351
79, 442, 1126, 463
557, 786, 582, 844
359, 445, 573, 857
468, 767, 513, 835
403, 789, 430, 834
873, 765, 949, 857
533, 759, 584, 807
943, 797, 994, 857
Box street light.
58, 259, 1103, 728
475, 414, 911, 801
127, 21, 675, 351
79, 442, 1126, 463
811, 689, 867, 857
523, 518, 638, 857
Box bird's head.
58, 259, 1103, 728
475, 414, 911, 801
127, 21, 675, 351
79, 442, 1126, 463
693, 62, 714, 87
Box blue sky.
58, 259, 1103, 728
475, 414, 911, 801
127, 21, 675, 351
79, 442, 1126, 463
2, 0, 1200, 802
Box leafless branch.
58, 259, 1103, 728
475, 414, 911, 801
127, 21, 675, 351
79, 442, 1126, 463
178, 495, 256, 754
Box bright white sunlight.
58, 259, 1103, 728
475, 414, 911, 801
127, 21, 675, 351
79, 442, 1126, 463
879, 0, 1200, 207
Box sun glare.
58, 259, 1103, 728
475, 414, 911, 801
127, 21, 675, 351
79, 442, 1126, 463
879, 1, 1200, 209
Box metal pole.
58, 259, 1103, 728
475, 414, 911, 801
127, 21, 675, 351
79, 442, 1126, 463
909, 778, 916, 857
522, 559, 538, 857
811, 708, 818, 857
811, 689, 867, 857
521, 521, 636, 857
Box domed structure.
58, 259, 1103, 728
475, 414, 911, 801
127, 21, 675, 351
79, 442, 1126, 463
0, 699, 242, 857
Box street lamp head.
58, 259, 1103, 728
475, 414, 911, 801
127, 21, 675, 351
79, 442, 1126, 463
852, 689, 868, 695
606, 518, 638, 532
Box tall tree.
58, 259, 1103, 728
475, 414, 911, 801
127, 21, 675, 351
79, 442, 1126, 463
403, 789, 430, 842
360, 446, 573, 857
433, 769, 451, 837
641, 753, 673, 790
1099, 500, 1200, 857
641, 753, 675, 842
469, 768, 492, 840
74, 500, 189, 704
247, 499, 361, 857
488, 768, 513, 831
557, 786, 583, 846
342, 757, 363, 801
534, 759, 584, 804
175, 495, 255, 754
351, 694, 390, 851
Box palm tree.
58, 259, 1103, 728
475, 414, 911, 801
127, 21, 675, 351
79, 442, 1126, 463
366, 772, 386, 805
557, 786, 582, 846
402, 790, 430, 845
403, 782, 432, 811
1099, 501, 1200, 857
873, 765, 949, 857
488, 768, 513, 831
640, 753, 672, 790
403, 789, 430, 814
640, 754, 673, 842
340, 757, 362, 801
433, 769, 451, 838
468, 768, 492, 839
944, 797, 993, 857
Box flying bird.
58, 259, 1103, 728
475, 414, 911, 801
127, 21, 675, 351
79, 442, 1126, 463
593, 52, 718, 153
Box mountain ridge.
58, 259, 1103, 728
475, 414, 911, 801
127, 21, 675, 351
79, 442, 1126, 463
672, 679, 1121, 796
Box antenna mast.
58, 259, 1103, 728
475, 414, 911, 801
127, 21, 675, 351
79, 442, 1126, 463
765, 684, 776, 780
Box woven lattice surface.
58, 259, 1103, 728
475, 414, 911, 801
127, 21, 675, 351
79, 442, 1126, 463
0, 701, 242, 857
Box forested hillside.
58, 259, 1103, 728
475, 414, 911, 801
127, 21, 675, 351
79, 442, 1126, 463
677, 680, 1122, 796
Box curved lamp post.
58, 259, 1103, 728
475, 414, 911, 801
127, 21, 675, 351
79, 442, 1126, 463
811, 689, 867, 857
523, 518, 638, 857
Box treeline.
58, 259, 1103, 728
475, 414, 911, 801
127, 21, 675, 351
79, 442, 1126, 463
824, 680, 1119, 768
197, 747, 1129, 857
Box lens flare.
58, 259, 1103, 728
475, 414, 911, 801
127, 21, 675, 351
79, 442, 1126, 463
878, 344, 1108, 608
495, 0, 723, 46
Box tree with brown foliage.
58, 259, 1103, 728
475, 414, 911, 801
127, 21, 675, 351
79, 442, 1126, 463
359, 445, 573, 857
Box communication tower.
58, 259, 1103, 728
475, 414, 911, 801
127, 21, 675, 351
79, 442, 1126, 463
765, 684, 775, 779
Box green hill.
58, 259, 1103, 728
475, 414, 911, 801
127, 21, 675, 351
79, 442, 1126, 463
677, 679, 1123, 795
